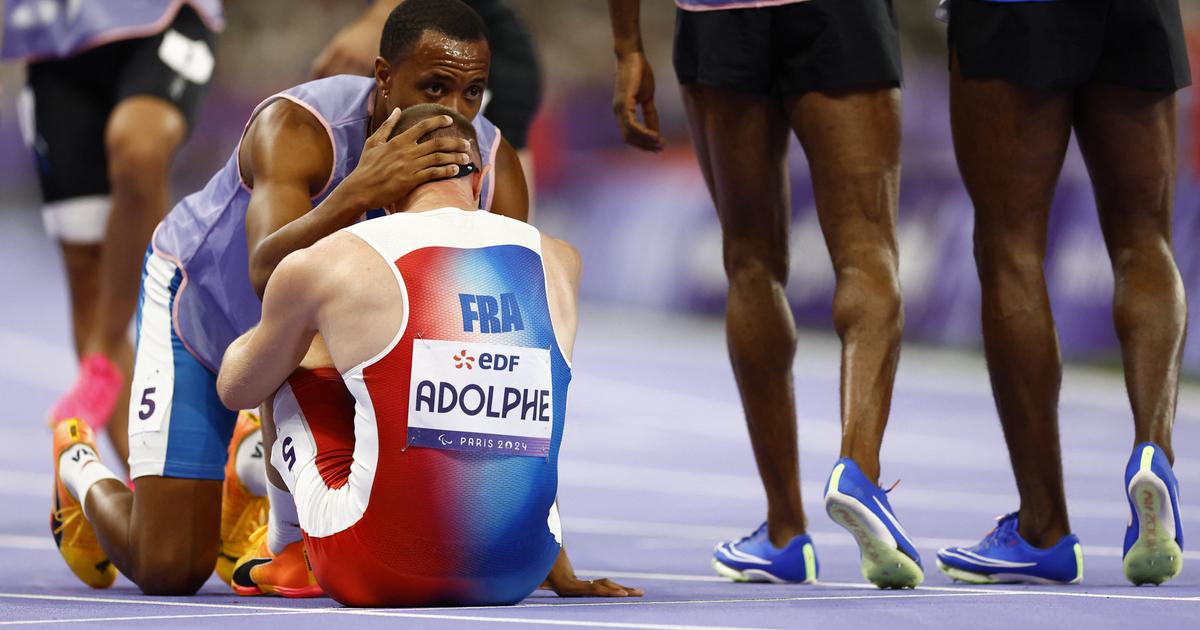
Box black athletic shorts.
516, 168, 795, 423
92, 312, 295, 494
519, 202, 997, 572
23, 5, 216, 203
466, 0, 542, 150
673, 0, 903, 95
948, 0, 1191, 92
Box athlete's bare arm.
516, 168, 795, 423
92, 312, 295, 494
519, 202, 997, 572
534, 235, 642, 598
217, 250, 324, 410
608, 0, 663, 152
490, 138, 530, 223
242, 102, 469, 296
541, 234, 581, 361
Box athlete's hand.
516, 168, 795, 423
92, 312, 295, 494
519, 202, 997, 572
541, 575, 645, 598
343, 108, 472, 210
312, 16, 381, 78
612, 51, 663, 152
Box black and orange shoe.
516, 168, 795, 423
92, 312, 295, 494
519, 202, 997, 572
51, 418, 116, 588
231, 525, 324, 598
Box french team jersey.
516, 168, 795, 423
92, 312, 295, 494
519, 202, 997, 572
2, 0, 223, 61
675, 0, 808, 11
151, 75, 502, 372
288, 208, 569, 606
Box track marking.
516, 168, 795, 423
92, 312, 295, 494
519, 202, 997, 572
0, 610, 316, 626
563, 573, 1200, 603
0, 535, 51, 550
338, 609, 769, 630
0, 592, 325, 613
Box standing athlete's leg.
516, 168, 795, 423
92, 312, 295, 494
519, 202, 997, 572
683, 86, 803, 544
1074, 86, 1185, 460
1074, 84, 1186, 585
88, 96, 187, 457
787, 87, 902, 485
952, 57, 1075, 548
790, 85, 922, 588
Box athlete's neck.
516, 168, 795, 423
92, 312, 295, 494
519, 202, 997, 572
393, 179, 478, 215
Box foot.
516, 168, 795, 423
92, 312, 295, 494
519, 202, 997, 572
49, 354, 123, 429
231, 526, 324, 597
712, 523, 818, 583
937, 513, 1082, 584
216, 411, 269, 585
51, 419, 116, 588
1123, 442, 1184, 586
824, 458, 923, 589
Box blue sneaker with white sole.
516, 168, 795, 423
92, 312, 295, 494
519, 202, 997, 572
824, 458, 924, 588
1123, 442, 1184, 585
711, 523, 818, 583
937, 512, 1083, 584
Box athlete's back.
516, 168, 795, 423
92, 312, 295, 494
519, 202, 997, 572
271, 207, 577, 606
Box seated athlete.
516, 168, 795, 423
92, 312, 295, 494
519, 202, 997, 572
215, 104, 635, 606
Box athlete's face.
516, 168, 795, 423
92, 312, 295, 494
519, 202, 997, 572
376, 32, 490, 122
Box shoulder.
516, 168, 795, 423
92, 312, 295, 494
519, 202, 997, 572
540, 234, 582, 283
242, 98, 334, 186
247, 98, 329, 148
270, 232, 370, 302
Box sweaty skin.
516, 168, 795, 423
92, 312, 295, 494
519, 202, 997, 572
609, 0, 904, 547
950, 54, 1185, 548
77, 30, 531, 596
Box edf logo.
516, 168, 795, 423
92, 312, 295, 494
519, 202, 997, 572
460, 293, 524, 333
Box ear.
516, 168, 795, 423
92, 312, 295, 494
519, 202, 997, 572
473, 163, 492, 205
374, 56, 391, 93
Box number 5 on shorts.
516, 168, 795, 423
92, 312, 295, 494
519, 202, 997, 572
129, 376, 172, 435
138, 387, 157, 420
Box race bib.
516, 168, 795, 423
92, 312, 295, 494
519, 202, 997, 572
408, 339, 553, 457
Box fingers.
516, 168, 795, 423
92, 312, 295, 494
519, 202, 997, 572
617, 105, 664, 152
415, 151, 472, 170
414, 136, 472, 155
415, 164, 463, 181
589, 578, 640, 597
370, 107, 403, 143
394, 114, 455, 143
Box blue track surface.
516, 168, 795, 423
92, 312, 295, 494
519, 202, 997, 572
1, 210, 1198, 628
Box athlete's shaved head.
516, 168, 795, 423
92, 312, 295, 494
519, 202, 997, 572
389, 103, 481, 166
379, 0, 490, 64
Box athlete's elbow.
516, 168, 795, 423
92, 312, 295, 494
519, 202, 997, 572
216, 353, 260, 410
216, 368, 249, 411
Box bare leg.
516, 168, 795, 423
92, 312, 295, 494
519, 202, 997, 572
682, 84, 804, 544
950, 56, 1075, 547
1073, 85, 1185, 461
84, 477, 222, 595
786, 86, 903, 485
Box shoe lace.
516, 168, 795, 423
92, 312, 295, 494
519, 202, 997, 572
736, 522, 769, 547
978, 513, 1019, 551
226, 502, 268, 555
52, 504, 100, 551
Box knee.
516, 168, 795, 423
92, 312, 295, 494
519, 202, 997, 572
105, 103, 185, 192
973, 233, 1045, 299
723, 237, 787, 287
831, 251, 902, 340
134, 540, 216, 596
136, 564, 211, 596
